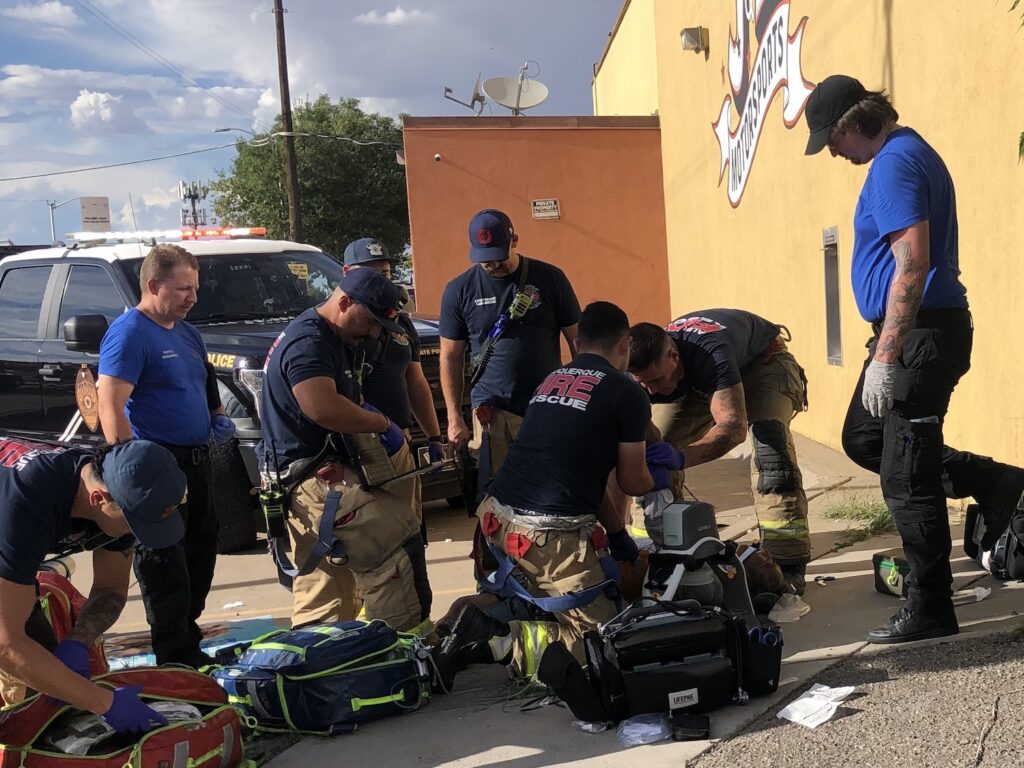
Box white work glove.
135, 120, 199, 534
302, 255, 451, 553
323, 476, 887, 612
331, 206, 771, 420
862, 359, 896, 418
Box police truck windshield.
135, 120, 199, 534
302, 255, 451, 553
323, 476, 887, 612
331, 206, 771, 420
118, 250, 344, 324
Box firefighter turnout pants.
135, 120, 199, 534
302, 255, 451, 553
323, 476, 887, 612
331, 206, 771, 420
288, 464, 432, 635
477, 496, 618, 678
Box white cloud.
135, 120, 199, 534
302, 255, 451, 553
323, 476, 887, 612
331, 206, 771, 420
69, 89, 147, 133
354, 6, 433, 26
0, 1, 81, 30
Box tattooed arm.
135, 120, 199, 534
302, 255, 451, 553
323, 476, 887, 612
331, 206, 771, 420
875, 222, 930, 364
682, 384, 748, 468
68, 547, 132, 645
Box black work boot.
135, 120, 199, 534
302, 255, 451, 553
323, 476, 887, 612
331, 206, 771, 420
979, 468, 1024, 550
866, 604, 958, 644
436, 605, 509, 669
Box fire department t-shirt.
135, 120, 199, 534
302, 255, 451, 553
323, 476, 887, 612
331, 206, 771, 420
362, 313, 421, 429
440, 257, 581, 416
654, 309, 781, 401
0, 440, 133, 586
99, 308, 211, 446
489, 353, 650, 517
259, 307, 357, 473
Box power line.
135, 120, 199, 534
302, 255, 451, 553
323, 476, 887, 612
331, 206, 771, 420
70, 0, 259, 127
0, 143, 239, 183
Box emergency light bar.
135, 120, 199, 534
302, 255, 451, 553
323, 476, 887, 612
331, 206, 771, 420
65, 226, 268, 243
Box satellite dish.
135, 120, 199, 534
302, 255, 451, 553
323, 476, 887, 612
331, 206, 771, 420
443, 73, 487, 115
483, 73, 549, 115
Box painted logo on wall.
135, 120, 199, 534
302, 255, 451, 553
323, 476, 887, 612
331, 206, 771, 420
712, 0, 814, 207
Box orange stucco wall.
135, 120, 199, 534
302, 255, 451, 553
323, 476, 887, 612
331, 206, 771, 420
402, 116, 669, 329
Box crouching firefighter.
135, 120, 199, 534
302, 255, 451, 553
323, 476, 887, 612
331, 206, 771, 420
434, 302, 666, 690
257, 269, 432, 635
628, 310, 811, 595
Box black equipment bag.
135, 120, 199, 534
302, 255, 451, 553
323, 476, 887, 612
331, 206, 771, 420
965, 503, 1024, 581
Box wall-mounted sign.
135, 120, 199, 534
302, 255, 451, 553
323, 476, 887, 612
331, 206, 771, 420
531, 198, 560, 220
80, 196, 111, 232
711, 0, 814, 207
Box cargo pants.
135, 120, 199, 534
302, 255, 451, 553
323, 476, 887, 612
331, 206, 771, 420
477, 496, 618, 678
641, 339, 810, 573
288, 463, 432, 635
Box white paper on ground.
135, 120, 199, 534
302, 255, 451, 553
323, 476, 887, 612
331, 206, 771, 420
768, 593, 812, 623
777, 683, 857, 729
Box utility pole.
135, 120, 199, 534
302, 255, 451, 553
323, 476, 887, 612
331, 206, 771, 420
272, 0, 302, 242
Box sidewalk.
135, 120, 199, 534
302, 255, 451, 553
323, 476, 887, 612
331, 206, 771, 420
258, 433, 1023, 767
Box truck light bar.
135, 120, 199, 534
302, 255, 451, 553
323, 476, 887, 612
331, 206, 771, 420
66, 227, 268, 243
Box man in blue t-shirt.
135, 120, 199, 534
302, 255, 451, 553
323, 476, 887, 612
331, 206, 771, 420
0, 437, 185, 731
98, 244, 234, 666
434, 302, 667, 689
628, 309, 810, 595
259, 269, 433, 634
806, 75, 1024, 644
342, 237, 443, 529
440, 209, 581, 485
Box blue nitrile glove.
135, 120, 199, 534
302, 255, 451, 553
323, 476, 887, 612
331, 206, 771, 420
608, 530, 639, 563
645, 441, 685, 470
648, 462, 672, 492
211, 413, 236, 443
361, 403, 405, 455
427, 438, 445, 464
53, 639, 90, 679
101, 685, 169, 734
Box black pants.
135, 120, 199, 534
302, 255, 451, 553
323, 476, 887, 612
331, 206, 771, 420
134, 446, 218, 665
842, 310, 1010, 609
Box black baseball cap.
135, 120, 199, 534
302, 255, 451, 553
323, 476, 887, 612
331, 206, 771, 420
343, 237, 395, 266
339, 268, 406, 333
804, 74, 869, 155
468, 209, 514, 263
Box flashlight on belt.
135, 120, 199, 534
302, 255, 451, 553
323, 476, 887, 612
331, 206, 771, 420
259, 485, 288, 540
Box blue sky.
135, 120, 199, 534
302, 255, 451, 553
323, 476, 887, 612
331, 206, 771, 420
0, 0, 622, 244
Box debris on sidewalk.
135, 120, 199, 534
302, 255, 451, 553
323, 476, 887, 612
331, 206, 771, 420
617, 713, 672, 746
776, 683, 857, 729
223, 601, 245, 610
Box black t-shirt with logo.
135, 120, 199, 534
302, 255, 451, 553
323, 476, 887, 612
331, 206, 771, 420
489, 353, 650, 517
362, 313, 421, 429
439, 257, 581, 416
259, 306, 357, 472
0, 440, 133, 586
653, 309, 781, 402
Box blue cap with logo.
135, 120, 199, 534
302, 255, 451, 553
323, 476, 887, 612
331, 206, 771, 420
102, 441, 186, 549
468, 209, 514, 263
343, 237, 395, 266
339, 268, 407, 333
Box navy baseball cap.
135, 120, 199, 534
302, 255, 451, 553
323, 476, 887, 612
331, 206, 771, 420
468, 209, 514, 263
343, 237, 394, 266
102, 441, 186, 549
804, 74, 869, 155
339, 268, 406, 333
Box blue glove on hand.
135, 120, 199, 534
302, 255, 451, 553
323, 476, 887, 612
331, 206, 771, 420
102, 685, 168, 734
648, 462, 672, 492
362, 403, 405, 456
608, 530, 639, 563
645, 441, 685, 470
53, 639, 90, 679
427, 439, 445, 464
211, 413, 235, 444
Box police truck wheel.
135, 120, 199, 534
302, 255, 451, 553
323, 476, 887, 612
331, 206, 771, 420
208, 439, 258, 554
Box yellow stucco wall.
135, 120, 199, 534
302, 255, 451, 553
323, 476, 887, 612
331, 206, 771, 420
592, 0, 660, 117
596, 0, 1024, 465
